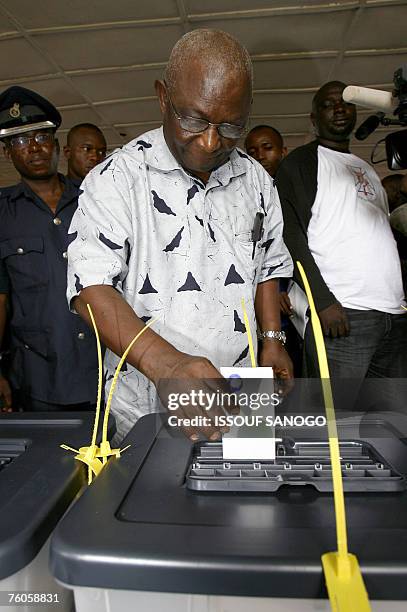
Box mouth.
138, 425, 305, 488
332, 118, 349, 126
29, 158, 48, 166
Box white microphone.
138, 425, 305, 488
343, 85, 397, 113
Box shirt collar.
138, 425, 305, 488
10, 173, 78, 206
126, 126, 248, 185
66, 176, 82, 190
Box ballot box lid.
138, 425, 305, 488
0, 412, 115, 580
50, 413, 407, 600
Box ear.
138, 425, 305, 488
310, 112, 316, 129
63, 145, 71, 160
155, 80, 168, 116
281, 146, 288, 159
3, 145, 11, 161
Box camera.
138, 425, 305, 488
343, 65, 407, 170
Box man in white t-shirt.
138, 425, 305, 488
275, 81, 406, 406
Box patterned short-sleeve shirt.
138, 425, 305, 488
67, 127, 293, 440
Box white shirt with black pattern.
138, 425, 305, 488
67, 127, 293, 441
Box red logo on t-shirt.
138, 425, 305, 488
348, 165, 376, 200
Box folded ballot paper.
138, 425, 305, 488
220, 367, 280, 461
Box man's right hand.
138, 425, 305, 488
157, 353, 237, 442
318, 302, 350, 338
0, 375, 12, 412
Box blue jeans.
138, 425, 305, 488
303, 309, 407, 412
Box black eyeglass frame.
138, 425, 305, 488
164, 82, 248, 140
9, 131, 55, 150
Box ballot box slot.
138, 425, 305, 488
186, 439, 406, 493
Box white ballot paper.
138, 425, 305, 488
220, 367, 280, 461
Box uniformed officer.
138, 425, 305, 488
0, 86, 98, 411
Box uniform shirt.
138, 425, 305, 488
0, 259, 8, 294
0, 175, 98, 403
67, 127, 293, 440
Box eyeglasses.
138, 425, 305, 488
10, 132, 54, 149
165, 85, 247, 139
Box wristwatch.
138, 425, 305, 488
259, 330, 286, 345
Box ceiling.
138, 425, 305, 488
0, 0, 406, 184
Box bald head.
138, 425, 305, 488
311, 80, 356, 150
156, 29, 253, 184
312, 81, 347, 113
164, 29, 253, 97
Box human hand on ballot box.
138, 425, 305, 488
156, 351, 239, 442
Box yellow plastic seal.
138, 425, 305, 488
62, 305, 157, 484
241, 297, 256, 368
297, 261, 370, 612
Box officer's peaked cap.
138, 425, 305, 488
0, 86, 61, 139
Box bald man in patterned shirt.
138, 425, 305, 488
67, 29, 293, 442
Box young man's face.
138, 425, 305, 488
64, 127, 107, 180
4, 129, 59, 180
311, 84, 356, 143
245, 127, 287, 177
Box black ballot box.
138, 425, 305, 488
0, 412, 115, 612
49, 412, 407, 612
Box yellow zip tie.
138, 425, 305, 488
297, 261, 370, 612
61, 304, 105, 484
87, 304, 104, 449
241, 298, 256, 368
62, 306, 157, 482
100, 316, 159, 463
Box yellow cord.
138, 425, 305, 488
87, 304, 104, 448
241, 298, 256, 367
101, 316, 159, 457
296, 262, 349, 564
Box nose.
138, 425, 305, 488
254, 148, 263, 162
87, 149, 98, 162
334, 99, 347, 114
197, 125, 222, 154
27, 138, 40, 152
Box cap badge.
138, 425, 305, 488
9, 103, 20, 118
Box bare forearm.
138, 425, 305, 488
255, 279, 281, 331
74, 286, 183, 385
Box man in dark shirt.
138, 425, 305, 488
63, 123, 107, 188
0, 86, 98, 411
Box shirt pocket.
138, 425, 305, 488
234, 221, 263, 286
0, 236, 48, 293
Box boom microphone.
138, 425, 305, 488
343, 85, 396, 113
355, 113, 384, 140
